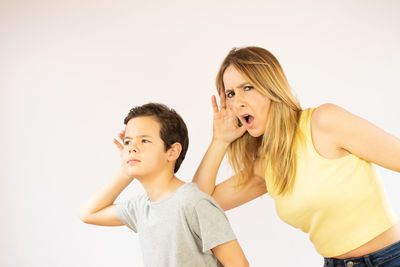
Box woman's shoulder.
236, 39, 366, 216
309, 103, 351, 158
311, 103, 346, 133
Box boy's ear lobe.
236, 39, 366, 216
167, 142, 182, 162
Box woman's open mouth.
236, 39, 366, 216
242, 115, 255, 128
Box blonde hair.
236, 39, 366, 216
216, 47, 302, 195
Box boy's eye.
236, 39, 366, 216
123, 140, 131, 146
142, 139, 150, 143
226, 90, 235, 98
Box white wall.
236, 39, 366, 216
1, 0, 399, 266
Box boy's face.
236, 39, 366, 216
121, 116, 169, 179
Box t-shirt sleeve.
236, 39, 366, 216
190, 198, 237, 254
115, 197, 140, 233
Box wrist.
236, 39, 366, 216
115, 169, 134, 182
210, 138, 231, 151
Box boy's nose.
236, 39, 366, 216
128, 144, 138, 153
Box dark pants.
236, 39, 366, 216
323, 241, 400, 267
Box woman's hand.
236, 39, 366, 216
211, 92, 246, 145
193, 93, 245, 193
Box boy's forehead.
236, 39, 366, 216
124, 116, 161, 137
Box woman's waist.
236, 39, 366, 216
334, 222, 400, 259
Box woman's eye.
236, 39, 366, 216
244, 86, 253, 91
226, 91, 235, 98
124, 140, 131, 146
142, 139, 149, 143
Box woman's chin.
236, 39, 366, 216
247, 128, 263, 137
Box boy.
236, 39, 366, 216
79, 103, 249, 267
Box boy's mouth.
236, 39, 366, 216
127, 158, 141, 165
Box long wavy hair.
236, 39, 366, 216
216, 47, 302, 195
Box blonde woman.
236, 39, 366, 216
193, 46, 400, 266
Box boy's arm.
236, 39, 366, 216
191, 199, 249, 266
78, 170, 133, 226
212, 240, 249, 267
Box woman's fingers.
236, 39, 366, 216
219, 90, 227, 109
212, 92, 228, 114
211, 95, 219, 113
235, 124, 246, 137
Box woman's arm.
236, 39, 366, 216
193, 138, 267, 211
192, 139, 230, 195
193, 95, 267, 210
211, 172, 267, 211
78, 171, 133, 226
312, 103, 400, 172
193, 94, 245, 193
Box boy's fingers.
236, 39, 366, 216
113, 138, 124, 151
118, 131, 125, 141
211, 95, 219, 113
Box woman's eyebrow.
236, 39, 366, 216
225, 82, 250, 91
237, 82, 250, 88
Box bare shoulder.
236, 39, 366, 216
312, 103, 400, 171
312, 103, 348, 133
311, 103, 352, 158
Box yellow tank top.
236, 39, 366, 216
265, 108, 397, 257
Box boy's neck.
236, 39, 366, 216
138, 169, 185, 202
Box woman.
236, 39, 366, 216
192, 46, 400, 266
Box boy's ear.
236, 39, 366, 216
167, 142, 182, 162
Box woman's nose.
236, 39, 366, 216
233, 91, 246, 108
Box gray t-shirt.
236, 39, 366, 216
116, 182, 237, 267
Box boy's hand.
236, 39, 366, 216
78, 130, 132, 227
113, 130, 125, 151
212, 92, 246, 145
113, 130, 133, 178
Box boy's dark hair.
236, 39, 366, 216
124, 103, 189, 173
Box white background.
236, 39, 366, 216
1, 0, 399, 266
